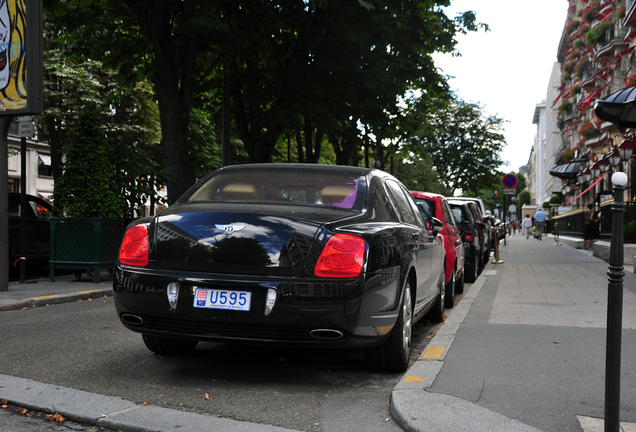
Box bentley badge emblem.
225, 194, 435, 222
215, 224, 246, 235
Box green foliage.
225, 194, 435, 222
49, 0, 488, 188
53, 106, 125, 218
405, 96, 506, 196
586, 21, 610, 45
38, 38, 168, 218
393, 152, 449, 195
542, 201, 551, 209
518, 190, 531, 208
188, 101, 222, 179
549, 195, 562, 205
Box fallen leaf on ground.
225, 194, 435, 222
205, 393, 210, 400
15, 408, 26, 415
45, 412, 65, 423
142, 401, 150, 406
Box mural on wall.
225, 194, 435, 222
0, 0, 26, 112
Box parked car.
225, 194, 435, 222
8, 193, 57, 276
113, 164, 446, 373
447, 197, 493, 263
448, 200, 482, 283
410, 191, 465, 306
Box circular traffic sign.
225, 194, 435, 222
502, 174, 518, 189
509, 204, 516, 213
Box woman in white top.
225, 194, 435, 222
522, 215, 533, 239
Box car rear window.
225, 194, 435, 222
186, 167, 367, 211
412, 198, 435, 222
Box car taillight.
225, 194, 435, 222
464, 234, 474, 242
119, 224, 149, 267
314, 233, 366, 278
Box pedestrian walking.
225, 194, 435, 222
583, 203, 599, 250
522, 214, 533, 239
534, 208, 546, 241
512, 221, 517, 235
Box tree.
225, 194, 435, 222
47, 0, 485, 206
37, 25, 168, 217
45, 0, 226, 203
407, 97, 507, 196
53, 106, 125, 218
393, 151, 449, 195
37, 35, 104, 183
518, 190, 531, 209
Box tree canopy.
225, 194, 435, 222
44, 0, 488, 203
405, 96, 507, 197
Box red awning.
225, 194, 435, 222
624, 30, 636, 44
564, 176, 603, 205
595, 5, 613, 21
561, 125, 577, 135
615, 46, 635, 60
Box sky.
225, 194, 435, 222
433, 0, 569, 173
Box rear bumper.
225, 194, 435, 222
112, 264, 403, 349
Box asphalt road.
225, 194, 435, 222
0, 294, 446, 432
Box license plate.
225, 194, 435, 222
193, 288, 251, 311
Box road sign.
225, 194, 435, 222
502, 174, 518, 189
503, 188, 516, 195
18, 121, 34, 138
509, 204, 517, 213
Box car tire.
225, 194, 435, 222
455, 268, 464, 294
426, 271, 445, 323
444, 266, 455, 308
365, 278, 413, 373
465, 253, 478, 283
477, 251, 483, 273
483, 247, 490, 268
142, 334, 199, 356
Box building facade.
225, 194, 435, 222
528, 0, 636, 237
6, 123, 53, 201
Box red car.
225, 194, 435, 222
410, 191, 465, 307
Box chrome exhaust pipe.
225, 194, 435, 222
120, 314, 144, 326
309, 329, 344, 340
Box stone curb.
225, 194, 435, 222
0, 374, 302, 432
0, 289, 113, 311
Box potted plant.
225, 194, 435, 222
49, 106, 126, 283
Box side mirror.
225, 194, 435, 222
430, 217, 444, 234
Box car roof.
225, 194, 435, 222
410, 191, 444, 199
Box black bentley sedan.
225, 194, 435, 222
113, 164, 445, 372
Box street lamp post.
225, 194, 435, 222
605, 171, 628, 432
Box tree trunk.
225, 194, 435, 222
131, 0, 197, 204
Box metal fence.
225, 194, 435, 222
552, 202, 636, 242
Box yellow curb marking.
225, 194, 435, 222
403, 376, 426, 383
31, 290, 102, 300
422, 347, 445, 358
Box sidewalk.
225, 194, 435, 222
392, 233, 636, 432
0, 273, 114, 311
